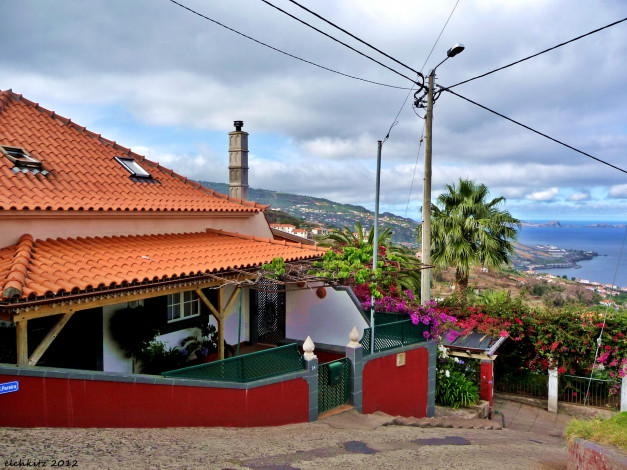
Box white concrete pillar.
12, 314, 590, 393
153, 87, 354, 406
548, 368, 558, 413
621, 372, 627, 413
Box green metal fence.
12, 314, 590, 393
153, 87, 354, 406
373, 312, 409, 325
495, 368, 548, 398
318, 358, 351, 414
360, 318, 428, 355
162, 343, 305, 382
559, 375, 620, 410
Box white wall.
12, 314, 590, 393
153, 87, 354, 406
102, 300, 201, 373
222, 286, 250, 346
102, 303, 135, 373
285, 286, 367, 347
1, 211, 272, 248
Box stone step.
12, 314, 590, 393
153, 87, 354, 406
389, 415, 502, 430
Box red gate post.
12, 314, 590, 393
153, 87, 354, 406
479, 360, 493, 408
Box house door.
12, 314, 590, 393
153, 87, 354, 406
250, 279, 286, 344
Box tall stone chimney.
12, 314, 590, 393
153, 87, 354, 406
228, 120, 249, 200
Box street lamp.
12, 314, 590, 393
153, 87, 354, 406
420, 44, 465, 306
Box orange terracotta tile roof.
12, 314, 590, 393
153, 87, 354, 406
0, 90, 267, 213
0, 229, 324, 302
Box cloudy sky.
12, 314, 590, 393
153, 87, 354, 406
2, 0, 626, 222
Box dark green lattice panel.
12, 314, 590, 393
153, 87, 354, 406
318, 358, 351, 414
361, 320, 428, 355
163, 343, 305, 382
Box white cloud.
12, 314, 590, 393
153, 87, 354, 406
525, 188, 559, 201
1, 0, 625, 220
609, 184, 627, 198
567, 192, 590, 201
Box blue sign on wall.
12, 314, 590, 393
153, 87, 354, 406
0, 381, 19, 394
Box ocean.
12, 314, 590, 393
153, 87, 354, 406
516, 221, 627, 288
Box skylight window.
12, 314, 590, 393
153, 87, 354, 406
115, 156, 151, 178
1, 146, 42, 169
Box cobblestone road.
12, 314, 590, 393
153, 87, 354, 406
0, 404, 570, 470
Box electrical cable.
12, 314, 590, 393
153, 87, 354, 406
419, 0, 461, 72
442, 88, 627, 174
383, 0, 461, 142
167, 0, 413, 90
259, 0, 422, 87
285, 0, 425, 82
583, 226, 626, 405
445, 17, 627, 90
405, 124, 426, 218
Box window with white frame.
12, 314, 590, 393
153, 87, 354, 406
167, 291, 200, 322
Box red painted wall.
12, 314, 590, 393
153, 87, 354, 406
362, 347, 429, 417
568, 438, 627, 470
0, 374, 309, 428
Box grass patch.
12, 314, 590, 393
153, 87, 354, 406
565, 412, 627, 451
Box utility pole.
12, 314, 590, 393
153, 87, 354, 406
370, 140, 382, 354
420, 44, 465, 306
421, 72, 434, 305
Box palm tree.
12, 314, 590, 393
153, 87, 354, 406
423, 179, 520, 299
326, 223, 421, 294
326, 222, 393, 248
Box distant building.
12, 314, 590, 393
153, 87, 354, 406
311, 227, 329, 236
292, 228, 310, 239
270, 224, 296, 234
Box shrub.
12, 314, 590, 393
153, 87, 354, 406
137, 340, 188, 375
436, 370, 480, 409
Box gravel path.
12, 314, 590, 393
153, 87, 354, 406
0, 409, 569, 470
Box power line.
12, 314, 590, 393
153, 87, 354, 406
405, 124, 426, 218
285, 0, 424, 82
419, 0, 461, 72
259, 0, 421, 86
442, 88, 627, 174
445, 17, 627, 89
167, 0, 413, 90
385, 0, 461, 141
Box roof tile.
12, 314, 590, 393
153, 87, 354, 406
0, 90, 268, 213
0, 230, 324, 301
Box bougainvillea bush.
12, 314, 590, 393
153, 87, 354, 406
361, 289, 458, 341
439, 294, 627, 392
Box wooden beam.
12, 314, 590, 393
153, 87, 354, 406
217, 288, 224, 360
223, 287, 241, 319
195, 288, 220, 319
16, 321, 28, 366
448, 350, 495, 361
217, 317, 225, 361
28, 312, 75, 366
9, 278, 228, 322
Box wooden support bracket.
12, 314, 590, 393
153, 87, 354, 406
28, 312, 75, 366
16, 321, 28, 367
195, 288, 220, 319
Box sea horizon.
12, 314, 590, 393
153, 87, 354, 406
516, 221, 627, 288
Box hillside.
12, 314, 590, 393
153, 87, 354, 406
199, 181, 420, 247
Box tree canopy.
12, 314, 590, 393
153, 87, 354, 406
424, 179, 520, 299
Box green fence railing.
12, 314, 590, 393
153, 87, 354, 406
559, 374, 620, 410
495, 368, 548, 398
373, 312, 409, 325
360, 318, 428, 355
162, 343, 306, 382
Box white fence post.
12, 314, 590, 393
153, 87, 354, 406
548, 368, 558, 413
621, 372, 627, 413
